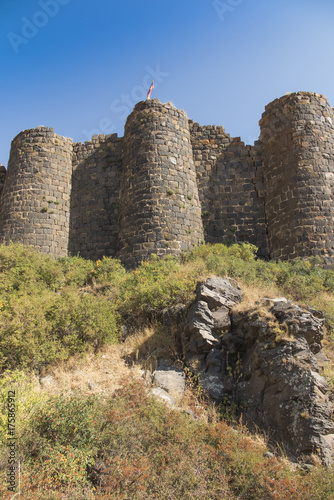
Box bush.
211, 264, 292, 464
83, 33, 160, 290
45, 290, 119, 355
59, 255, 96, 287
0, 243, 64, 294
0, 293, 56, 371
18, 391, 102, 495
0, 288, 119, 373
93, 256, 127, 296
0, 245, 121, 372
119, 255, 197, 316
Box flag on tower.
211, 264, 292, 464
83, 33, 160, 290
147, 80, 154, 100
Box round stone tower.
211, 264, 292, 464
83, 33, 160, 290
0, 127, 73, 258
117, 99, 204, 267
260, 92, 334, 265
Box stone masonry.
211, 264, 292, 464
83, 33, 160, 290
260, 92, 334, 264
117, 99, 204, 267
70, 133, 123, 260
0, 127, 72, 258
0, 91, 334, 267
189, 122, 268, 257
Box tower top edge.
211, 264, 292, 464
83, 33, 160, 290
131, 98, 187, 115
11, 126, 73, 145
262, 91, 330, 114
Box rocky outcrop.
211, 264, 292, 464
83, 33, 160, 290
182, 276, 334, 465
233, 300, 334, 466
182, 277, 242, 401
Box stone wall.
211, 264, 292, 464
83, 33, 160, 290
0, 127, 72, 258
69, 133, 123, 260
260, 92, 334, 265
0, 164, 6, 198
117, 99, 204, 267
1, 92, 334, 267
189, 122, 268, 257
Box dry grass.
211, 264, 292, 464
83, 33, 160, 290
37, 322, 181, 396
40, 341, 146, 398
36, 325, 218, 423
231, 281, 280, 314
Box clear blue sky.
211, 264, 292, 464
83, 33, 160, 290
1, 0, 334, 166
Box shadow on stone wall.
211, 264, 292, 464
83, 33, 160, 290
69, 134, 123, 260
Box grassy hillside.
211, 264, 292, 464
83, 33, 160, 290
0, 243, 334, 499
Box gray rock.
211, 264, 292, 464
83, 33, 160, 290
197, 284, 230, 310
200, 374, 225, 401
205, 349, 225, 374
158, 358, 174, 369
299, 464, 315, 472
87, 380, 96, 390
183, 300, 218, 354
153, 369, 185, 394
120, 325, 129, 341
234, 305, 334, 466
261, 297, 288, 305
220, 332, 240, 354
196, 277, 242, 310
184, 301, 214, 335
192, 328, 221, 352
182, 277, 334, 466
270, 301, 324, 354
150, 387, 176, 407
212, 306, 231, 331
205, 277, 242, 305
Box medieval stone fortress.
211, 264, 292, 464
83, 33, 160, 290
0, 91, 334, 268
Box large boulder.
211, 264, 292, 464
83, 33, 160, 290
181, 279, 334, 465
232, 300, 334, 466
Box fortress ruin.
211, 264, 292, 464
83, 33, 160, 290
0, 91, 334, 267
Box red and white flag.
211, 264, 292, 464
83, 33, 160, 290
147, 80, 154, 100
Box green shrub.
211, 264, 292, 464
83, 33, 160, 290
93, 256, 127, 291
0, 293, 56, 371
45, 290, 119, 354
0, 290, 118, 372
0, 243, 64, 294
2, 241, 334, 370
59, 255, 95, 287
119, 255, 197, 315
